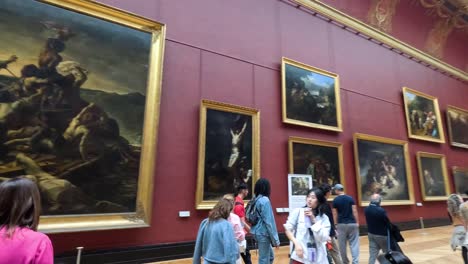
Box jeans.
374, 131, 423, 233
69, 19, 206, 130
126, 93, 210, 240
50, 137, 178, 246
254, 234, 274, 264
337, 223, 359, 264
368, 233, 388, 264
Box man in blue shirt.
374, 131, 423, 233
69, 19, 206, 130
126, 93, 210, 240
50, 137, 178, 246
332, 184, 359, 264
364, 193, 389, 264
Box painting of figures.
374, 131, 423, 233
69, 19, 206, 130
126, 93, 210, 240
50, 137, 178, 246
447, 105, 468, 149
0, 0, 165, 232
288, 136, 344, 199
416, 152, 450, 201
196, 100, 260, 209
354, 133, 414, 206
402, 87, 445, 143
453, 167, 468, 198
282, 57, 342, 132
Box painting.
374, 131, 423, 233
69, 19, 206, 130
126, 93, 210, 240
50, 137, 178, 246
281, 57, 342, 132
0, 0, 165, 233
288, 174, 313, 209
288, 136, 344, 200
453, 167, 468, 198
354, 133, 414, 206
447, 105, 468, 149
416, 152, 450, 201
402, 87, 445, 143
196, 100, 260, 209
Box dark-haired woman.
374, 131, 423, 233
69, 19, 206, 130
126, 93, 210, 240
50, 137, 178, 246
250, 178, 280, 264
284, 187, 331, 264
0, 177, 54, 264
193, 198, 239, 264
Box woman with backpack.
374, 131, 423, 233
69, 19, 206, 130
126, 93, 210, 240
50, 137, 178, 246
250, 178, 280, 264
284, 187, 331, 264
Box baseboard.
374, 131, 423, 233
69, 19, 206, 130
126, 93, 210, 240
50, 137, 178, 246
55, 217, 450, 264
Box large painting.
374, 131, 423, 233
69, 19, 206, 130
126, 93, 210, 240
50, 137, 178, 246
416, 152, 450, 201
447, 105, 468, 149
453, 167, 468, 198
354, 133, 414, 206
402, 87, 445, 143
288, 136, 344, 200
281, 57, 342, 132
196, 100, 260, 209
0, 0, 165, 233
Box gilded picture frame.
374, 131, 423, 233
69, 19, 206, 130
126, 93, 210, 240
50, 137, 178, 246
452, 166, 468, 198
288, 136, 345, 201
0, 0, 165, 233
354, 133, 414, 206
446, 105, 468, 149
416, 152, 450, 201
402, 87, 445, 143
196, 100, 260, 209
281, 57, 342, 132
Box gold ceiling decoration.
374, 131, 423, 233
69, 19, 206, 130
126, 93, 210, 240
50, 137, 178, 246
417, 0, 467, 29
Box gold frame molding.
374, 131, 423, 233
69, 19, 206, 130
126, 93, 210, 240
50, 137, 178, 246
416, 152, 450, 201
353, 133, 414, 206
196, 100, 260, 210
402, 87, 445, 143
281, 57, 342, 132
446, 105, 468, 149
288, 136, 345, 201
293, 0, 468, 82
32, 0, 166, 233
452, 166, 468, 198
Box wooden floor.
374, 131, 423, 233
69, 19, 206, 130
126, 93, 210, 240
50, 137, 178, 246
151, 226, 465, 264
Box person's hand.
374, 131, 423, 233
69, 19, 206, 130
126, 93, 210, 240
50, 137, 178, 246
295, 242, 304, 258
275, 244, 280, 250
304, 208, 315, 223
327, 236, 332, 243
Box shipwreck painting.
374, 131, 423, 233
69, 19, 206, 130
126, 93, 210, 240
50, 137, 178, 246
0, 0, 165, 232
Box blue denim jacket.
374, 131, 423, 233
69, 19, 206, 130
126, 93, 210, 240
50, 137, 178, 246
250, 195, 280, 246
193, 218, 239, 264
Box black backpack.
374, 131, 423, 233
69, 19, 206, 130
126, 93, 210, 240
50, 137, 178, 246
245, 196, 260, 225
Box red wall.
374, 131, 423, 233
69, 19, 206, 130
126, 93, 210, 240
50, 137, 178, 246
50, 0, 468, 255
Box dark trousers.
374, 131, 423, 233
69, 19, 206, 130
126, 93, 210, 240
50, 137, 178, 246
241, 236, 253, 264
462, 246, 467, 264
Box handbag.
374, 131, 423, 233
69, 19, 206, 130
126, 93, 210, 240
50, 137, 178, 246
380, 227, 413, 264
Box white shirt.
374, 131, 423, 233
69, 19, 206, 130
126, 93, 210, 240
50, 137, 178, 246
284, 208, 331, 264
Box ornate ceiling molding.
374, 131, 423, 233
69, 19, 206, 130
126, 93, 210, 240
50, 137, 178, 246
292, 0, 468, 82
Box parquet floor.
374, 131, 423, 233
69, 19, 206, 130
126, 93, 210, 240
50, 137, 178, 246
151, 226, 465, 264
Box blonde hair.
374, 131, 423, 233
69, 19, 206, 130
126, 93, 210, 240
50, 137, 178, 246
447, 194, 462, 218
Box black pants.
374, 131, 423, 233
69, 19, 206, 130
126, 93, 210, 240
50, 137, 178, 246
240, 236, 253, 264
462, 246, 467, 264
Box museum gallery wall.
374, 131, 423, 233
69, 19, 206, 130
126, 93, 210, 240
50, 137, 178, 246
4, 0, 465, 256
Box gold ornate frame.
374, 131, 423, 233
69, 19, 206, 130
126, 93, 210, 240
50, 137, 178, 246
281, 57, 342, 132
402, 87, 445, 143
288, 136, 344, 201
196, 100, 260, 209
353, 133, 414, 206
446, 105, 468, 149
452, 166, 468, 198
416, 152, 450, 201
34, 0, 165, 233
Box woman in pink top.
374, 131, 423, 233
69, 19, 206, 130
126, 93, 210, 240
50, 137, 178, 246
0, 177, 54, 264
224, 194, 246, 264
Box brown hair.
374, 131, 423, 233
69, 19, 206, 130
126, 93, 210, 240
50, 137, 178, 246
208, 198, 233, 221
0, 177, 41, 237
